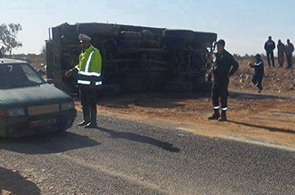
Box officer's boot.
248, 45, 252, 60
78, 108, 90, 126
85, 107, 98, 128
218, 110, 227, 122
208, 109, 220, 120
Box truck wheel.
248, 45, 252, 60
163, 30, 195, 47
163, 30, 195, 41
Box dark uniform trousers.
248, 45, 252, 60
287, 55, 293, 69
80, 88, 97, 122
252, 73, 263, 90
266, 51, 275, 67
212, 79, 229, 111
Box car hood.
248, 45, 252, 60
0, 84, 72, 108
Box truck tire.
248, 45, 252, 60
120, 31, 142, 40
163, 30, 195, 47
118, 40, 142, 49
163, 30, 194, 40
193, 32, 218, 47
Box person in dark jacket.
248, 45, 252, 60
277, 40, 285, 68
264, 36, 276, 67
285, 39, 294, 69
249, 54, 264, 93
208, 39, 239, 122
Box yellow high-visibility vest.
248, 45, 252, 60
75, 45, 102, 86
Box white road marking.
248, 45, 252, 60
219, 135, 295, 152
177, 127, 295, 152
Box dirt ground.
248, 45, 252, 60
74, 89, 295, 150
76, 59, 295, 149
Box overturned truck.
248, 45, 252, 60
46, 23, 217, 94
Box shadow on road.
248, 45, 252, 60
228, 120, 295, 134
98, 127, 181, 153
0, 167, 41, 195
229, 91, 292, 100
0, 132, 100, 154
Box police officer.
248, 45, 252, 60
65, 34, 102, 128
209, 39, 239, 122
264, 36, 276, 67
249, 54, 264, 93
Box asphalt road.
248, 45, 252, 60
1, 113, 295, 195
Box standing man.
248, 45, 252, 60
249, 54, 264, 93
264, 36, 276, 67
277, 40, 285, 68
285, 39, 294, 69
208, 39, 239, 122
65, 34, 102, 128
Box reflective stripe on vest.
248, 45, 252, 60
254, 62, 263, 66
85, 51, 95, 73
78, 71, 101, 77
77, 80, 102, 86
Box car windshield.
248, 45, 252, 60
0, 64, 45, 89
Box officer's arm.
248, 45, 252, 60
74, 54, 83, 71
229, 57, 239, 76
65, 54, 81, 78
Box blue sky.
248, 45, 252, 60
0, 0, 294, 55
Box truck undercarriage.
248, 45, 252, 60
46, 23, 217, 94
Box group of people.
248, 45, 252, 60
248, 36, 295, 96
264, 36, 294, 69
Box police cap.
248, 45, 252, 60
78, 34, 91, 42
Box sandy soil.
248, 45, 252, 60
75, 89, 295, 149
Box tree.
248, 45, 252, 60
41, 45, 46, 56
0, 23, 23, 57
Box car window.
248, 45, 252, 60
0, 64, 45, 89
21, 64, 44, 84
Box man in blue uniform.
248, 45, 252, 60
208, 39, 239, 122
264, 36, 276, 67
249, 54, 264, 93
